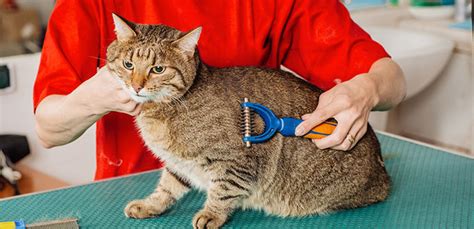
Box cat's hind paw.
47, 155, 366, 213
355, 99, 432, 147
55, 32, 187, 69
192, 209, 226, 229
124, 199, 164, 219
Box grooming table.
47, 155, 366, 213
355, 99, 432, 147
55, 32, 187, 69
0, 132, 473, 228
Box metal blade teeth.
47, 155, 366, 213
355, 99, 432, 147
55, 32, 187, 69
241, 98, 253, 147
240, 108, 254, 136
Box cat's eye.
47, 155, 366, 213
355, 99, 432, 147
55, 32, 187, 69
123, 60, 134, 70
151, 66, 166, 74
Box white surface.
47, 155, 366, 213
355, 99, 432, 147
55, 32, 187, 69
398, 19, 472, 54
353, 7, 472, 155
409, 6, 455, 20
396, 52, 473, 154
368, 111, 389, 131
351, 7, 412, 27
352, 7, 471, 52
363, 26, 455, 99
0, 53, 96, 184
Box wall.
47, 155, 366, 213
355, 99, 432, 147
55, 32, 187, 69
0, 53, 96, 185
352, 6, 473, 155
16, 0, 55, 26
393, 52, 473, 154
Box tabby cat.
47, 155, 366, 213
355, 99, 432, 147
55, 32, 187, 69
106, 14, 390, 229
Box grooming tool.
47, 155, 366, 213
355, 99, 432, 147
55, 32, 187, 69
0, 218, 79, 229
240, 98, 337, 147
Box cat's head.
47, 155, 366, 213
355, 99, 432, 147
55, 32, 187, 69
106, 14, 201, 103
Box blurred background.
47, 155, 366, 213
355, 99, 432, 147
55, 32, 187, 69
0, 0, 472, 197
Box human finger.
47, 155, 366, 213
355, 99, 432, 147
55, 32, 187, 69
312, 114, 355, 149
330, 118, 366, 151
295, 107, 335, 136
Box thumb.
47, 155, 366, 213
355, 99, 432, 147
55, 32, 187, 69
301, 114, 311, 120
295, 109, 333, 136
129, 103, 143, 116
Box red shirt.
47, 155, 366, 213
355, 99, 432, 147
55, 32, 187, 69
33, 0, 389, 180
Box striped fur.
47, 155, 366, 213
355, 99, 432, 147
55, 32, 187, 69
108, 15, 391, 229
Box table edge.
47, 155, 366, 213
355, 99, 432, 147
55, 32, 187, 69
1, 131, 471, 202
375, 130, 474, 160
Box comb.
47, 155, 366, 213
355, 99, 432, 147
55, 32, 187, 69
0, 218, 79, 229
240, 98, 337, 147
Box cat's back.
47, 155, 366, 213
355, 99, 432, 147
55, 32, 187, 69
195, 66, 390, 215
200, 66, 322, 118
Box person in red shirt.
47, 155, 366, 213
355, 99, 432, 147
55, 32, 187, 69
34, 0, 406, 180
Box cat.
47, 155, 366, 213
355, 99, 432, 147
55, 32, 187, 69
106, 14, 390, 229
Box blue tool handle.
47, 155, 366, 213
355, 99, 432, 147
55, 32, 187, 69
280, 117, 337, 138
279, 117, 303, 137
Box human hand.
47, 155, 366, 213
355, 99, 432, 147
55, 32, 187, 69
73, 67, 142, 116
295, 74, 379, 151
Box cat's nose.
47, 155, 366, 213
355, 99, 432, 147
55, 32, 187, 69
132, 84, 143, 93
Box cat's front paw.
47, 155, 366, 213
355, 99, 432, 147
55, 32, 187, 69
192, 209, 226, 229
124, 199, 164, 219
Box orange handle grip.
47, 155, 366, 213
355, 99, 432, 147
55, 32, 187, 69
303, 118, 337, 139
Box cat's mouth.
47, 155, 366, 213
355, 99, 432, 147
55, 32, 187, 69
129, 87, 173, 104
130, 93, 151, 103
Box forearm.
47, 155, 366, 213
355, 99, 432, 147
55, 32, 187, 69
34, 67, 141, 148
35, 91, 103, 148
364, 57, 406, 111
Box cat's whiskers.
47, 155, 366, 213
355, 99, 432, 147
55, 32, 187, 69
170, 96, 189, 113
155, 93, 176, 110
89, 56, 108, 63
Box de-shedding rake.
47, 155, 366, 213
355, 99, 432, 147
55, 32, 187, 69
240, 98, 337, 148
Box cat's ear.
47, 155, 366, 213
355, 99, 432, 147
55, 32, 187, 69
172, 27, 202, 56
112, 13, 136, 42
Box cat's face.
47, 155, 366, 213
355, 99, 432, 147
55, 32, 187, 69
107, 14, 201, 103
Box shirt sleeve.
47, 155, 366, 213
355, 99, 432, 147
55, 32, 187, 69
33, 0, 100, 112
276, 0, 390, 91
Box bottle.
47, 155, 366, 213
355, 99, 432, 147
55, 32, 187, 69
455, 0, 468, 22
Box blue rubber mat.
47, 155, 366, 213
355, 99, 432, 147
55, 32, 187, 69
0, 133, 473, 228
